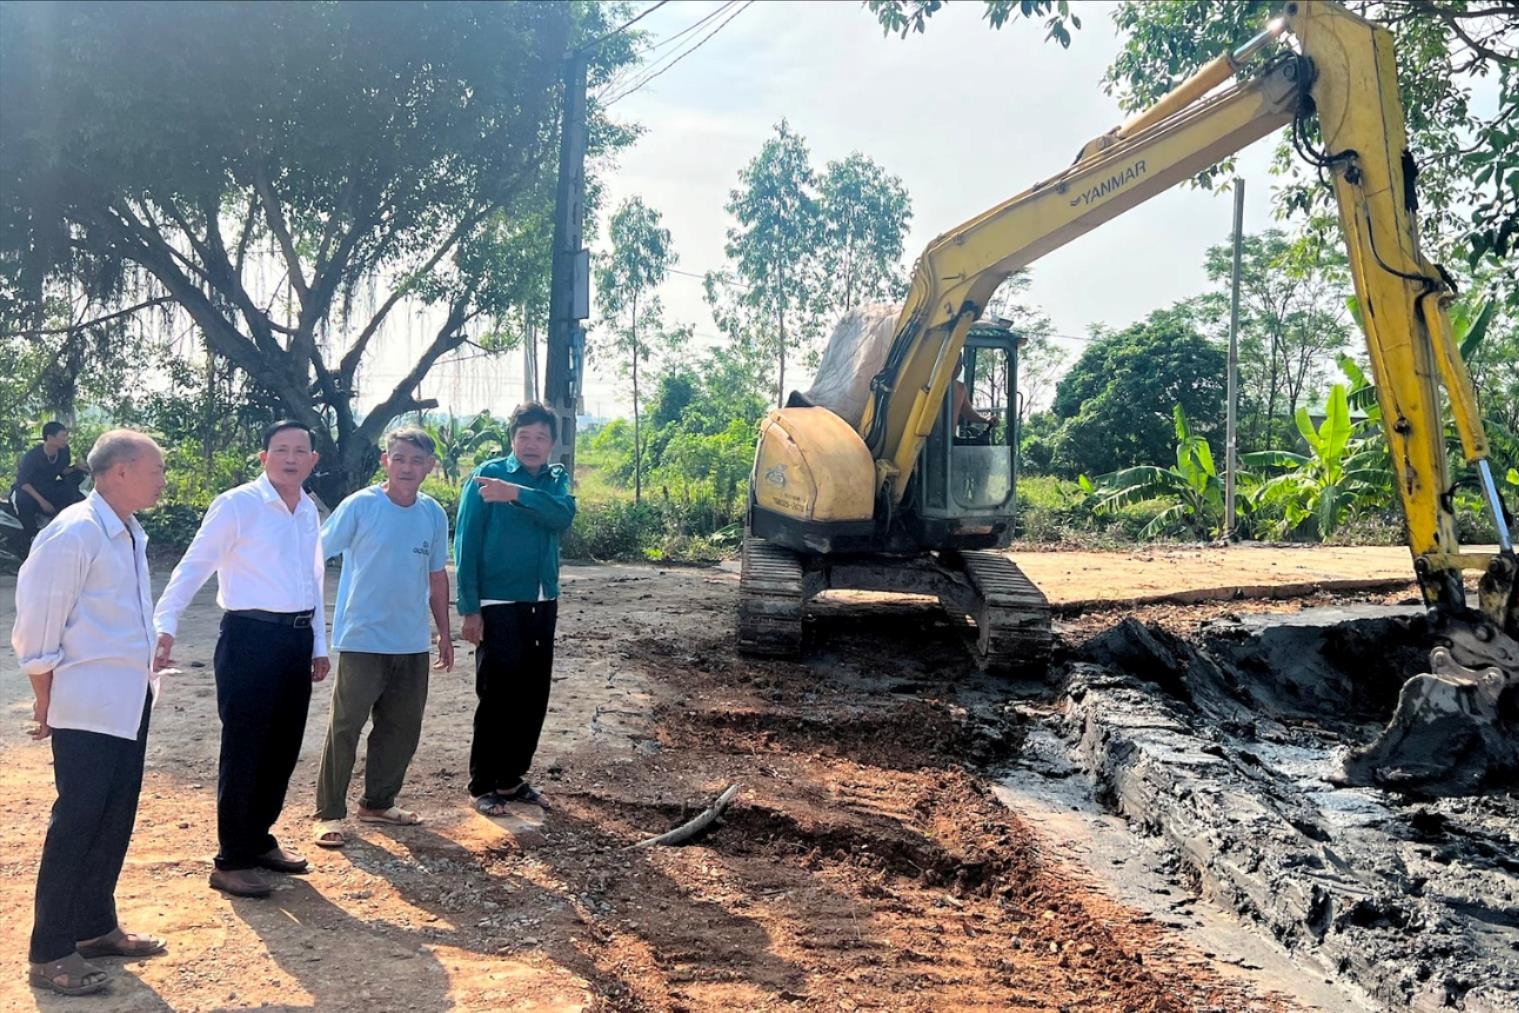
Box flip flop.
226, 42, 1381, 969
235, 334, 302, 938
76, 928, 166, 960
313, 819, 347, 848
357, 806, 422, 826
29, 952, 109, 995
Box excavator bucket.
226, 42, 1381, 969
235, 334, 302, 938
1334, 561, 1519, 794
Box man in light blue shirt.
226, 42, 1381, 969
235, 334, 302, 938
312, 428, 451, 847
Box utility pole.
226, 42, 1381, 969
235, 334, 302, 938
1225, 177, 1245, 540
544, 50, 590, 478
523, 305, 539, 403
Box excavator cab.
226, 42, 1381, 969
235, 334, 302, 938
907, 322, 1021, 552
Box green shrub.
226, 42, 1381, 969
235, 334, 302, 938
563, 499, 662, 560
421, 476, 460, 522
139, 501, 209, 556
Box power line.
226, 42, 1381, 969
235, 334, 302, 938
604, 0, 755, 107
580, 0, 671, 55
666, 265, 750, 290
594, 1, 737, 101
646, 0, 737, 53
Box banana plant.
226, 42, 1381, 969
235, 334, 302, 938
1243, 384, 1386, 538
1084, 404, 1227, 539
423, 415, 468, 485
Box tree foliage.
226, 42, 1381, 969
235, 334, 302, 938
595, 196, 686, 503
707, 120, 826, 407
1049, 305, 1226, 477
0, 0, 639, 503
865, 0, 1084, 47
818, 152, 913, 312
1197, 228, 1352, 453
708, 124, 915, 406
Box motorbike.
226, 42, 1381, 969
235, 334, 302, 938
1, 491, 30, 565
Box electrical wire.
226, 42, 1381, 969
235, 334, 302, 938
594, 2, 737, 100
580, 0, 671, 55
603, 0, 755, 108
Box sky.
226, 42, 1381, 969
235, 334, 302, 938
378, 0, 1288, 421
586, 0, 1286, 411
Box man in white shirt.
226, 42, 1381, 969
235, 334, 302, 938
12, 430, 167, 996
153, 421, 330, 899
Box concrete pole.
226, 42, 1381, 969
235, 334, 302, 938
1225, 177, 1245, 540
544, 51, 589, 479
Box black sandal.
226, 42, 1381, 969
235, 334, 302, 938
472, 792, 513, 817
499, 782, 550, 810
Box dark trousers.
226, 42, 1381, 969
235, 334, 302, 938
468, 600, 557, 798
30, 692, 152, 963
213, 614, 313, 870
16, 480, 84, 538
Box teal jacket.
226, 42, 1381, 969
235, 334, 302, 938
454, 454, 576, 614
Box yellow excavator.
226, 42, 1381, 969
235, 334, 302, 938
738, 0, 1517, 791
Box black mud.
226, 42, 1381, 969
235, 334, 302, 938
1039, 606, 1519, 1011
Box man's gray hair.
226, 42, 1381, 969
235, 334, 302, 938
87, 429, 156, 477
386, 426, 436, 456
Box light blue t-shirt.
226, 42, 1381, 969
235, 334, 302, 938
322, 486, 449, 655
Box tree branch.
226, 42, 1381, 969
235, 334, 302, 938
337, 205, 489, 382
233, 190, 262, 279
357, 292, 478, 441
0, 296, 174, 339
250, 162, 311, 307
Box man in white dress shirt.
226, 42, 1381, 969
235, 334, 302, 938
153, 421, 330, 899
13, 430, 167, 996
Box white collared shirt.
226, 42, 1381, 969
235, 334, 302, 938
11, 492, 157, 740
154, 473, 327, 658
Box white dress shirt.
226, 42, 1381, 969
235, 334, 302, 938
154, 473, 327, 658
11, 492, 157, 740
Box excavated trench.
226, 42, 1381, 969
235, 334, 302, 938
1005, 605, 1519, 1012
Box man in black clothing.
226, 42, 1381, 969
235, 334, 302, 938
12, 422, 87, 539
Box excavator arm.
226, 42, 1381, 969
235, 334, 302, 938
860, 0, 1514, 622
853, 0, 1516, 790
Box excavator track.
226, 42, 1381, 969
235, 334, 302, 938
737, 536, 806, 656
959, 550, 1053, 674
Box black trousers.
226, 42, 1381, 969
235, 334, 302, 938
16, 480, 84, 538
30, 692, 152, 963
468, 600, 558, 798
213, 614, 313, 870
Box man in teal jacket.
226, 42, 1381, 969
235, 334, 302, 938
454, 402, 575, 815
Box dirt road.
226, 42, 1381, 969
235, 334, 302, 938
0, 547, 1414, 1011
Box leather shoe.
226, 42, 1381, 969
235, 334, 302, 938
209, 868, 272, 898
254, 846, 309, 874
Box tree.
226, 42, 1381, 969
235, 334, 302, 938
1049, 304, 1225, 477
818, 153, 913, 312
865, 1, 1519, 310
1197, 229, 1352, 453
708, 120, 826, 406
0, 1, 639, 504
985, 270, 1063, 426
595, 197, 683, 504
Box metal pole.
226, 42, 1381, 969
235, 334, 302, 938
1225, 177, 1245, 540
544, 51, 589, 479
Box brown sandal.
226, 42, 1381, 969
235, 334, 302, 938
77, 927, 166, 960
29, 952, 110, 995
